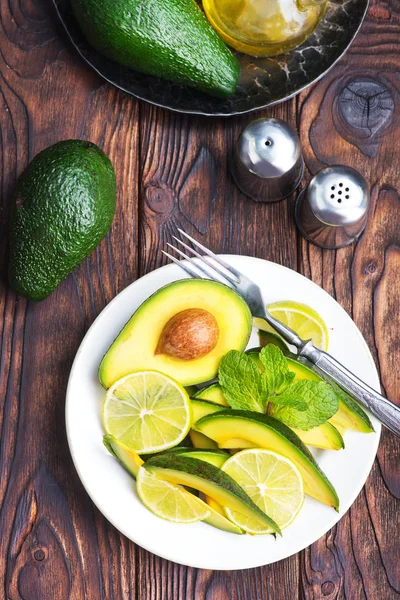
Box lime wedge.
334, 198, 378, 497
254, 301, 329, 351
102, 371, 191, 454
136, 466, 210, 523
221, 449, 304, 534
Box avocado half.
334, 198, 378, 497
99, 279, 252, 388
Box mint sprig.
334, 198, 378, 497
219, 350, 265, 413
259, 345, 295, 395
218, 345, 339, 430
270, 380, 338, 430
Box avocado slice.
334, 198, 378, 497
258, 331, 291, 353
185, 386, 198, 397
8, 140, 116, 301
99, 279, 252, 388
202, 495, 244, 534
219, 439, 258, 449
330, 391, 375, 433
219, 427, 343, 450
291, 422, 344, 450
196, 411, 339, 510
145, 455, 281, 534
71, 0, 240, 98
178, 451, 228, 469
189, 430, 219, 449
189, 399, 226, 448
191, 399, 226, 425
103, 434, 144, 478
193, 384, 229, 407
159, 447, 229, 469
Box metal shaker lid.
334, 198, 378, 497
237, 118, 302, 179
295, 165, 370, 249
232, 118, 304, 202
306, 166, 369, 226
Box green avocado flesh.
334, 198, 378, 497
8, 140, 116, 301
103, 434, 144, 478
196, 411, 339, 509
159, 447, 229, 468
145, 455, 281, 533
258, 331, 290, 353
193, 383, 229, 406
191, 399, 225, 426
71, 0, 240, 97
99, 279, 252, 388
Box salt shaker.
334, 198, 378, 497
232, 118, 304, 203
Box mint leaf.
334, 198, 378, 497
270, 380, 339, 430
219, 350, 264, 413
269, 396, 308, 411
259, 345, 294, 395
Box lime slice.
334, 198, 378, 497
102, 371, 191, 454
254, 301, 329, 351
136, 466, 210, 523
221, 449, 304, 534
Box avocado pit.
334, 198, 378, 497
156, 308, 220, 361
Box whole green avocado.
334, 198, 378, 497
71, 0, 240, 98
9, 140, 116, 301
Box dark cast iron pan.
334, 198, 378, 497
53, 0, 369, 116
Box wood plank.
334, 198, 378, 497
0, 2, 140, 599
297, 3, 400, 595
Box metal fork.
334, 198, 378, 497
163, 229, 400, 438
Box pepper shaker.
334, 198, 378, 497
295, 165, 369, 249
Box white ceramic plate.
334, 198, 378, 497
66, 256, 381, 570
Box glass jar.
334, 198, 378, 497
202, 0, 328, 57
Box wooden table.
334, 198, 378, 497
1, 1, 399, 598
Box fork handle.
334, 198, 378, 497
300, 342, 400, 438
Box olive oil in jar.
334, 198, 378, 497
202, 0, 327, 57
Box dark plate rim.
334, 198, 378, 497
53, 0, 370, 117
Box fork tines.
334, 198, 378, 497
162, 229, 240, 289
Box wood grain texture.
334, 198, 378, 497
0, 0, 399, 598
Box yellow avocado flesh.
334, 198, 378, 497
291, 422, 344, 450
99, 279, 252, 388
103, 434, 144, 478
220, 438, 257, 449
197, 413, 339, 509
203, 495, 244, 534
220, 429, 344, 451
193, 384, 230, 406
189, 430, 219, 449
330, 398, 374, 433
